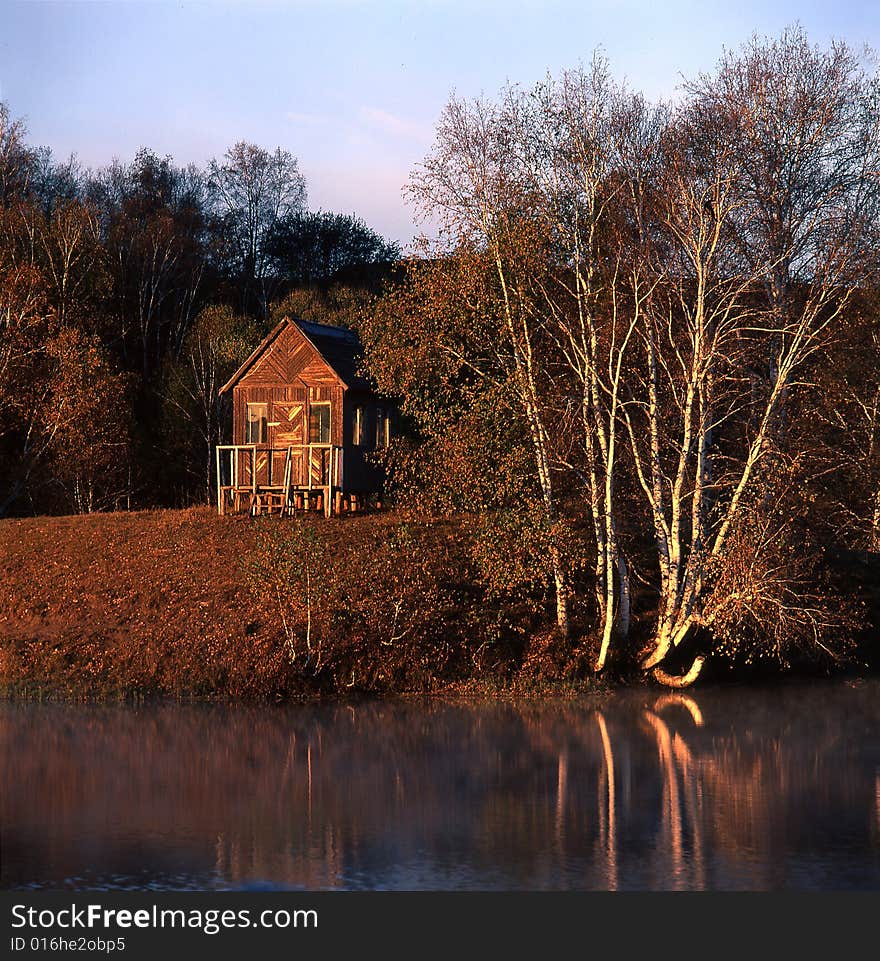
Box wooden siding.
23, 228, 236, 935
235, 323, 346, 388
242, 334, 290, 384
232, 386, 348, 439
299, 353, 341, 386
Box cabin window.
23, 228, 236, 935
309, 402, 331, 445
376, 406, 390, 448
245, 402, 267, 444
353, 405, 367, 446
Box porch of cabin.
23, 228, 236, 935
215, 444, 379, 518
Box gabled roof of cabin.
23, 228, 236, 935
218, 316, 372, 394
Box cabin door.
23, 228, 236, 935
270, 401, 305, 486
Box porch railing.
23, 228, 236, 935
215, 444, 344, 517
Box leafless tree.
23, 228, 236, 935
208, 142, 307, 317
625, 29, 880, 684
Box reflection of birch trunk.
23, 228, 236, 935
307, 741, 313, 828
643, 711, 684, 887
595, 712, 618, 890
555, 750, 568, 847
671, 730, 705, 890
653, 693, 704, 728
644, 694, 707, 889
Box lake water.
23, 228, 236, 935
3, 679, 880, 891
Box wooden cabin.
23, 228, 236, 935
215, 316, 395, 517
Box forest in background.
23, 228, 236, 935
0, 112, 398, 515
2, 26, 880, 690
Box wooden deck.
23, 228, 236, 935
215, 444, 373, 518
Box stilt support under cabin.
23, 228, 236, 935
231, 486, 375, 518
216, 444, 379, 518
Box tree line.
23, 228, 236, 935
0, 116, 398, 513
359, 27, 880, 685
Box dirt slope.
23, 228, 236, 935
0, 507, 395, 698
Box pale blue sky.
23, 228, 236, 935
2, 1, 878, 247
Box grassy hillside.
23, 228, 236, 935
0, 507, 594, 700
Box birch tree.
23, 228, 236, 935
497, 65, 664, 669
622, 102, 774, 684
0, 101, 35, 204
408, 97, 572, 638
628, 32, 880, 685
98, 150, 208, 376
369, 29, 878, 683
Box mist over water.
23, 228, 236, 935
3, 680, 880, 890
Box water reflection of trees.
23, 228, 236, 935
3, 683, 879, 890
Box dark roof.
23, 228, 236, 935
218, 316, 372, 394
294, 319, 372, 390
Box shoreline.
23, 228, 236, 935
1, 506, 876, 703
